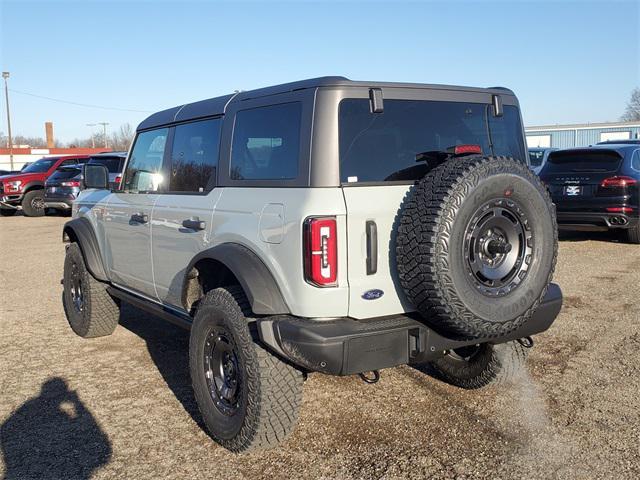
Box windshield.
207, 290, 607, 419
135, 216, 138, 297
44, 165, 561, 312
88, 156, 124, 173
529, 150, 545, 167
544, 150, 622, 174
21, 158, 56, 174
338, 99, 526, 183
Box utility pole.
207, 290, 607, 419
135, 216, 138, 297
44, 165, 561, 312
98, 122, 109, 148
2, 72, 14, 170
86, 123, 97, 148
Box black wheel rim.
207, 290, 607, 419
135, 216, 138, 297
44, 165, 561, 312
463, 198, 532, 297
204, 328, 241, 416
70, 260, 84, 313
31, 195, 45, 211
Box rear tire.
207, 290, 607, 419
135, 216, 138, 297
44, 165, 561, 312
63, 243, 120, 338
428, 340, 529, 389
190, 286, 304, 452
21, 189, 46, 217
626, 223, 640, 244
396, 155, 557, 338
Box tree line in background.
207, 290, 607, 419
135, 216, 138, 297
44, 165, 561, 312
0, 123, 134, 151
621, 88, 640, 122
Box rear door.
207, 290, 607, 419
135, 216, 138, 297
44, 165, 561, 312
338, 95, 528, 319
103, 128, 168, 298
151, 118, 223, 308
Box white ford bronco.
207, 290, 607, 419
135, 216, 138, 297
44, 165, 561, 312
62, 77, 562, 452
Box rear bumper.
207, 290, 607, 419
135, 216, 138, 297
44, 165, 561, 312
44, 191, 75, 209
258, 283, 563, 376
556, 211, 639, 231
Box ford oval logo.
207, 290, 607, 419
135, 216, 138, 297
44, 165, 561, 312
362, 289, 384, 300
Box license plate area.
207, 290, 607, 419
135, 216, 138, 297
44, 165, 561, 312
564, 185, 582, 196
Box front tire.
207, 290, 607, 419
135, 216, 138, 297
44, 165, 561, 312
21, 190, 46, 217
190, 286, 304, 452
428, 340, 529, 389
63, 243, 120, 338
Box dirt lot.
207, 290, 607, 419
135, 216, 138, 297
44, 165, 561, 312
1, 215, 639, 480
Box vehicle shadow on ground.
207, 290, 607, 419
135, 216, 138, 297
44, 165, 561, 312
558, 229, 623, 243
117, 304, 203, 427
0, 377, 112, 480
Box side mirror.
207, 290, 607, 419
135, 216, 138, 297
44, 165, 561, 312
82, 164, 109, 190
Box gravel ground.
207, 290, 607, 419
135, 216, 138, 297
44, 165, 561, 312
1, 215, 639, 480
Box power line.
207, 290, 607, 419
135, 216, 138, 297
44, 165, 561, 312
8, 88, 153, 113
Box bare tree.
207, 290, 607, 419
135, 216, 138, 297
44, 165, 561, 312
621, 87, 640, 121
109, 123, 134, 151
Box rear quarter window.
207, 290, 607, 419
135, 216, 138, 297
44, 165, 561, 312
230, 102, 301, 180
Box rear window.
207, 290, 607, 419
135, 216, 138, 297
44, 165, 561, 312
544, 150, 622, 173
88, 156, 124, 173
338, 99, 526, 183
48, 167, 81, 181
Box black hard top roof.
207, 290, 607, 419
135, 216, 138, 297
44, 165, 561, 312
89, 151, 128, 158
137, 76, 515, 131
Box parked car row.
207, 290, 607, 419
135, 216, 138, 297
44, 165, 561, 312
0, 152, 126, 216
528, 140, 640, 243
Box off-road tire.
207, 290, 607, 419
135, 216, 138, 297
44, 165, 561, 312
429, 340, 529, 389
190, 286, 304, 452
63, 243, 120, 338
396, 155, 557, 338
626, 223, 640, 244
0, 208, 17, 216
21, 189, 46, 217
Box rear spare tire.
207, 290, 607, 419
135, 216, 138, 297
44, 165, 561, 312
396, 155, 557, 338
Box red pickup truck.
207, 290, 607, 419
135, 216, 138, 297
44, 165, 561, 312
0, 155, 90, 217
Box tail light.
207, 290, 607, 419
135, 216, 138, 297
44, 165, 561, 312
448, 144, 482, 155
606, 207, 635, 213
303, 217, 337, 287
115, 175, 122, 184
61, 181, 81, 187
600, 176, 637, 188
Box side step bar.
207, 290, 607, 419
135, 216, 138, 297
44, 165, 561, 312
107, 286, 193, 330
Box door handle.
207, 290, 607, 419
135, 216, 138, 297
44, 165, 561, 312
366, 220, 377, 275
130, 212, 148, 224
182, 217, 206, 231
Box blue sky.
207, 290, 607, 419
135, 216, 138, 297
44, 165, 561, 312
1, 0, 639, 142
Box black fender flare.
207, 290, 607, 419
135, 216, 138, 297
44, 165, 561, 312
62, 218, 109, 282
185, 243, 290, 315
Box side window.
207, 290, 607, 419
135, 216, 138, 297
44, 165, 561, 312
61, 159, 77, 167
631, 149, 640, 172
169, 118, 221, 192
230, 102, 301, 180
123, 128, 168, 193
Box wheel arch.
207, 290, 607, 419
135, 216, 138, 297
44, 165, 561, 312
62, 218, 109, 282
183, 243, 290, 316
22, 181, 45, 193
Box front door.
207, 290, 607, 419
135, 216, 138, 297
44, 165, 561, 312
150, 118, 223, 308
103, 127, 169, 298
